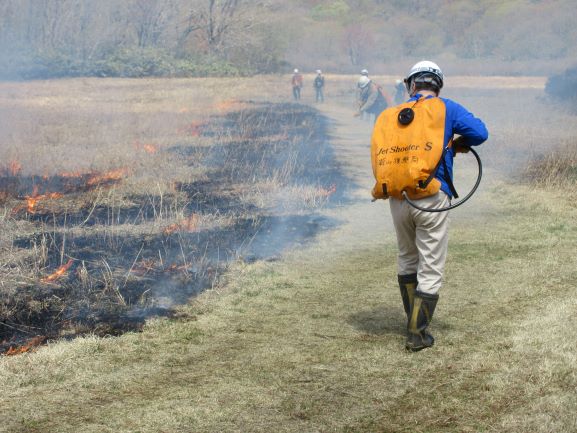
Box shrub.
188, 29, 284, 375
524, 140, 577, 192
311, 0, 350, 20
1, 48, 248, 80
15, 51, 87, 80
545, 66, 577, 106
173, 57, 244, 77
92, 48, 176, 78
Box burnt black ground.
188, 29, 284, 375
0, 102, 351, 352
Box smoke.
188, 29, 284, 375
0, 100, 349, 349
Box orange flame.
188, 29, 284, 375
41, 259, 74, 283
25, 191, 64, 213
4, 336, 46, 356
10, 168, 128, 214
60, 168, 129, 185
215, 99, 244, 113
134, 141, 158, 154
26, 197, 37, 213
86, 168, 129, 187
163, 214, 199, 235
10, 186, 64, 214
143, 144, 157, 154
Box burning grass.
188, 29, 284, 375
2, 168, 130, 215
0, 97, 346, 354
2, 335, 46, 356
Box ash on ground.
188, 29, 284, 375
0, 103, 350, 353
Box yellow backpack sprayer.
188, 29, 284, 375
371, 97, 482, 212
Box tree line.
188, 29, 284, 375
0, 0, 575, 80
0, 0, 284, 79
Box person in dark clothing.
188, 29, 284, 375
313, 70, 325, 103
291, 69, 303, 101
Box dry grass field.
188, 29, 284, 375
0, 74, 576, 432
0, 75, 349, 351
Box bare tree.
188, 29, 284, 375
177, 0, 245, 54
129, 0, 176, 48
342, 24, 373, 66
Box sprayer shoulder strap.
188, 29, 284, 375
420, 143, 459, 198
441, 155, 459, 198
419, 146, 447, 190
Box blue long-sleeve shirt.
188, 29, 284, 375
408, 94, 488, 197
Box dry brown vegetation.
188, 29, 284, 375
0, 76, 345, 353
0, 75, 576, 433
523, 139, 577, 194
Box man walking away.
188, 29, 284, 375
314, 70, 325, 103
370, 61, 488, 351
292, 69, 303, 101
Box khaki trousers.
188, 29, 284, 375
389, 192, 450, 295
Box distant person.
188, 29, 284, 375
370, 61, 488, 351
355, 75, 392, 122
313, 70, 325, 103
357, 69, 370, 117
394, 79, 407, 105
291, 69, 303, 101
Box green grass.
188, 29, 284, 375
1, 183, 576, 433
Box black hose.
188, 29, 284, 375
402, 147, 482, 213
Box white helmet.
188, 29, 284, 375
294, 69, 299, 73
316, 69, 322, 74
360, 69, 369, 76
358, 75, 370, 89
405, 60, 443, 91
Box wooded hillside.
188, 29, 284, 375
0, 0, 575, 79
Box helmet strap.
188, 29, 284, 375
404, 77, 412, 94
407, 80, 419, 97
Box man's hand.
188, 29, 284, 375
453, 136, 470, 153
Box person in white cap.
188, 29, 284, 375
313, 69, 325, 103
357, 69, 370, 116
355, 75, 392, 123
291, 69, 303, 101
370, 60, 488, 351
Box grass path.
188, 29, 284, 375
1, 99, 576, 433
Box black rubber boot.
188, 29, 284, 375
398, 273, 418, 321
406, 290, 439, 352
